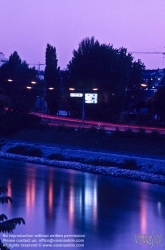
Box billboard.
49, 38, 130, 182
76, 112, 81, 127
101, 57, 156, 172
70, 93, 83, 97
70, 93, 98, 103
85, 93, 98, 104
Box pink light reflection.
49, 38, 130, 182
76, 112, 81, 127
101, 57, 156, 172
26, 169, 36, 215
140, 183, 148, 234
69, 186, 74, 225
48, 169, 54, 217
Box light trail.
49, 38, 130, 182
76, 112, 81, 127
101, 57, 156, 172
29, 112, 165, 134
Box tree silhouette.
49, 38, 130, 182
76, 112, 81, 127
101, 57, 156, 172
44, 44, 60, 114
67, 37, 145, 121
0, 51, 37, 112
0, 187, 25, 250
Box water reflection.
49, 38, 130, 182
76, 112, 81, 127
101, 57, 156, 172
84, 176, 98, 227
139, 182, 148, 234
157, 201, 161, 216
0, 159, 165, 250
47, 168, 54, 218
26, 168, 36, 216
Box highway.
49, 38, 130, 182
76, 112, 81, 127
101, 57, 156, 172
29, 112, 165, 134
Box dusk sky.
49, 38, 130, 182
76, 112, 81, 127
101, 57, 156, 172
0, 0, 165, 70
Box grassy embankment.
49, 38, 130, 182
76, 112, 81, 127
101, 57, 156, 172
6, 124, 165, 157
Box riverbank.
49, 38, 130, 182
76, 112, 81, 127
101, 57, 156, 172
1, 139, 165, 186
5, 127, 165, 157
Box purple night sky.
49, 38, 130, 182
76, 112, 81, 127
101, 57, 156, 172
0, 0, 165, 70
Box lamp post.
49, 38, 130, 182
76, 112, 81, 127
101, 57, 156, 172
69, 88, 98, 125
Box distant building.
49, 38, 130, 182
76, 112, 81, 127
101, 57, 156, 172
142, 69, 165, 90
129, 89, 155, 115
0, 52, 8, 66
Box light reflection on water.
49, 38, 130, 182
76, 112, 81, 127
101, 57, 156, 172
0, 159, 165, 249
140, 182, 148, 234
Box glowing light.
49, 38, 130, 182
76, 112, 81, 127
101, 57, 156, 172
48, 87, 54, 90
69, 88, 75, 91
31, 81, 36, 84
141, 83, 147, 87
93, 88, 98, 91
26, 86, 32, 89
8, 79, 13, 82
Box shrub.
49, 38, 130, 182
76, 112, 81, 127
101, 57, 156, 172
25, 147, 42, 157
0, 138, 6, 149
87, 126, 97, 134
32, 123, 50, 130
0, 142, 6, 149
155, 170, 165, 176
86, 158, 117, 167
149, 130, 161, 140
0, 112, 41, 135
19, 113, 41, 128
7, 145, 42, 157
65, 126, 75, 132
47, 153, 65, 160
112, 127, 134, 138
76, 127, 85, 133
112, 127, 122, 138
0, 138, 6, 143
123, 128, 134, 138
56, 125, 66, 131
97, 127, 106, 136
120, 158, 141, 170
136, 128, 146, 139
135, 114, 151, 125
7, 145, 26, 155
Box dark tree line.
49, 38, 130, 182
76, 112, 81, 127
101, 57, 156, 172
0, 52, 37, 112
0, 37, 146, 120
67, 37, 145, 121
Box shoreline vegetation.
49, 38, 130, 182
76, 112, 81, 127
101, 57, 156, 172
5, 123, 165, 156
1, 124, 165, 186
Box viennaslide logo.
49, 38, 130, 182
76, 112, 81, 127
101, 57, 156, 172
135, 231, 163, 248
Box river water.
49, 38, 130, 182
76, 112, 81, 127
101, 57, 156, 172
0, 158, 165, 249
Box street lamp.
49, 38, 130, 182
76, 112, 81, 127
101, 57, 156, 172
7, 78, 22, 93
141, 83, 147, 87
7, 79, 13, 82
69, 87, 98, 125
